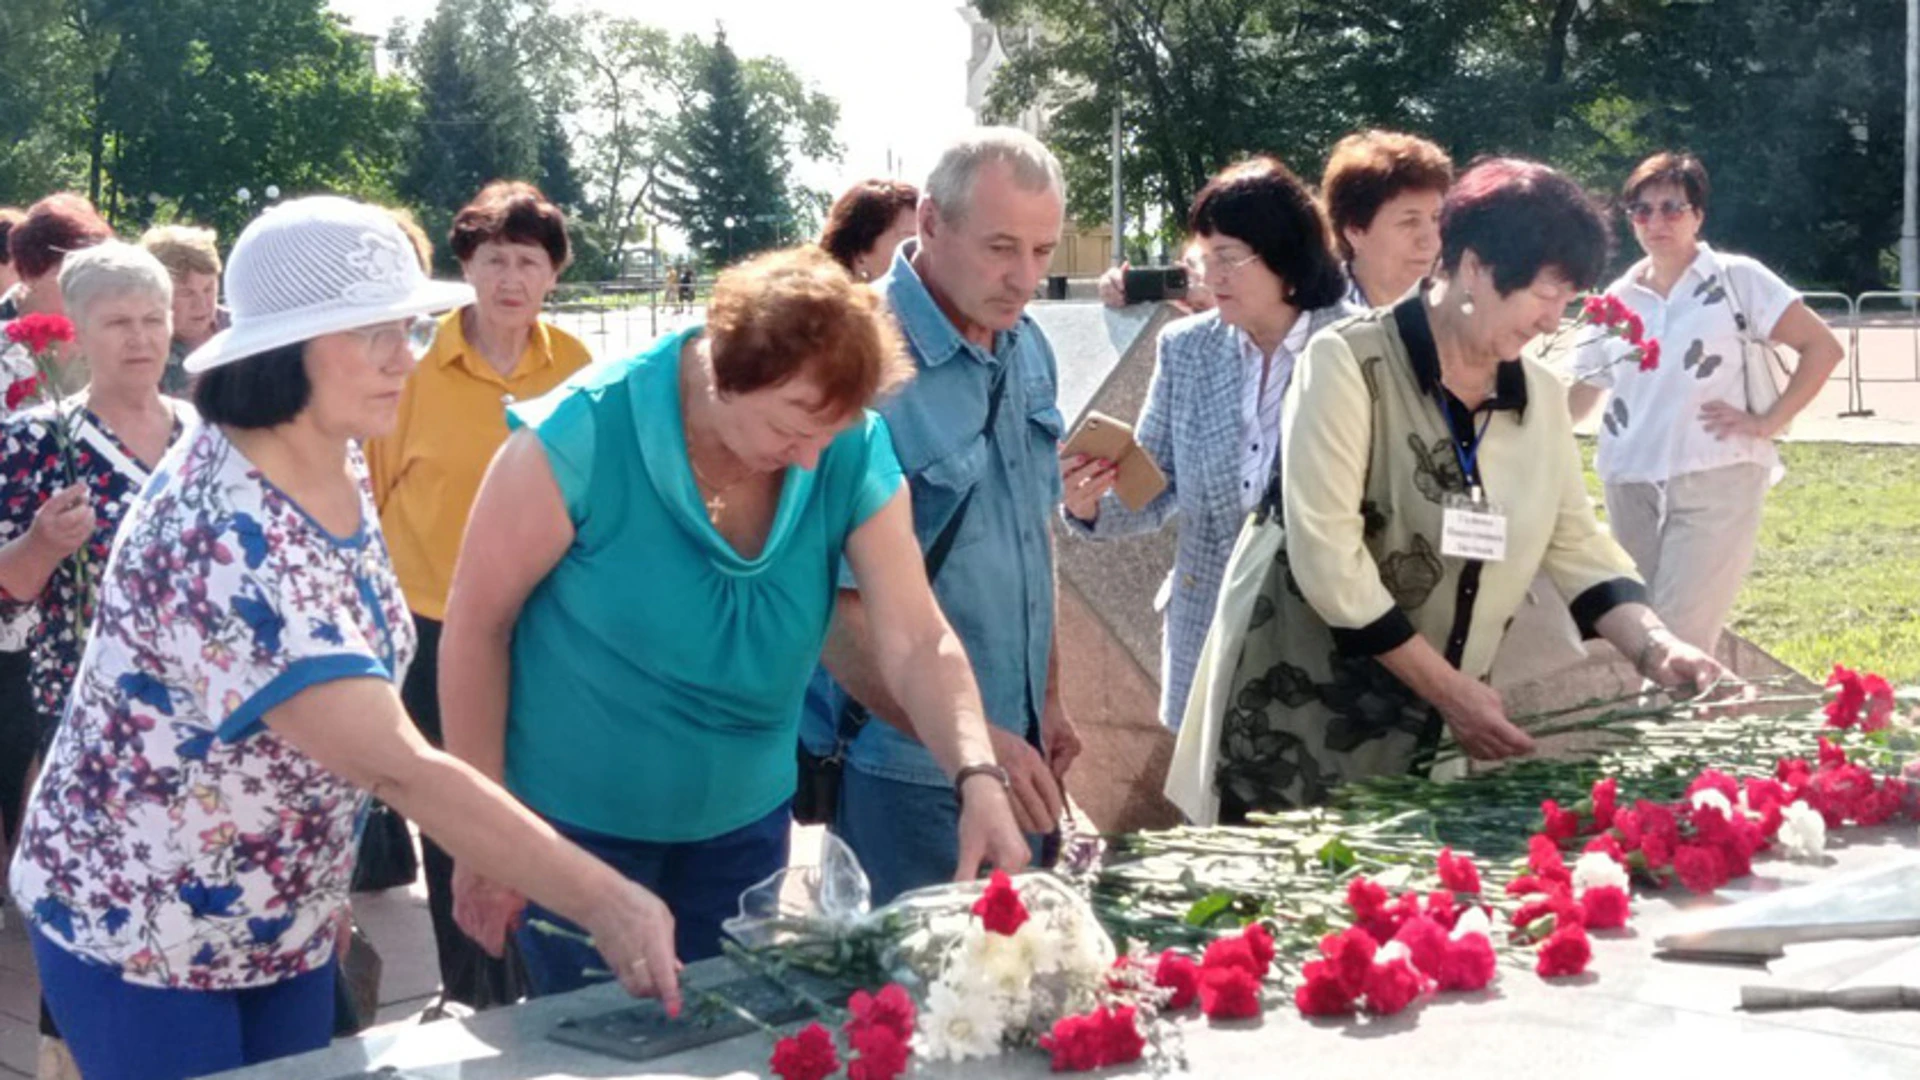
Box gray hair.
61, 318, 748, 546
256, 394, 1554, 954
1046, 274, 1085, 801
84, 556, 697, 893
924, 127, 1066, 223
60, 240, 173, 327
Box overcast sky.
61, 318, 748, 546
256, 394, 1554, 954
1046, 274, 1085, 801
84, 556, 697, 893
328, 0, 984, 194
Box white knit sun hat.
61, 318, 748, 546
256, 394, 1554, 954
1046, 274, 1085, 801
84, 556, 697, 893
184, 196, 474, 374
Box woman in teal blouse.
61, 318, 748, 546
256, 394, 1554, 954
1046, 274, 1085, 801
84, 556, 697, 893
440, 246, 1030, 994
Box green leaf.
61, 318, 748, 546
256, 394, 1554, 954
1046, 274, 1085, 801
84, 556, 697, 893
1314, 836, 1357, 871
1183, 891, 1237, 928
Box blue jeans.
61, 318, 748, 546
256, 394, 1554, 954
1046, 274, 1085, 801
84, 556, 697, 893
514, 801, 792, 997
833, 768, 1052, 906
32, 930, 335, 1080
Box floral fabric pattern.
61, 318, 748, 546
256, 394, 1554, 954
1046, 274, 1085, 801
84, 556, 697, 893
0, 399, 191, 724
7, 423, 415, 989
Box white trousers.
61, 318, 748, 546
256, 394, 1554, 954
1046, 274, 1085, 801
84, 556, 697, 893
1603, 462, 1771, 654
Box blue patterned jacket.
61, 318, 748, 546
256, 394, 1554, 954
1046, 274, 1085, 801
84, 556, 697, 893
1063, 303, 1357, 729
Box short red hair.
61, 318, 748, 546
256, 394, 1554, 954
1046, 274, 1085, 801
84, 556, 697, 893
9, 194, 112, 281
706, 246, 913, 418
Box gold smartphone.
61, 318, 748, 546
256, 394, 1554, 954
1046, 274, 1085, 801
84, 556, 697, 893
1062, 411, 1168, 511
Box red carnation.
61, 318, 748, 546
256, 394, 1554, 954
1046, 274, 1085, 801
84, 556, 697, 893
1857, 780, 1906, 827
4, 374, 41, 410
971, 870, 1029, 935
1241, 922, 1276, 975
1540, 799, 1581, 840
1825, 664, 1867, 728
4, 313, 76, 355
1583, 834, 1626, 863
1153, 950, 1201, 1010
1744, 777, 1789, 815
1295, 959, 1357, 1016
1863, 673, 1897, 733
845, 983, 916, 1043
1612, 807, 1643, 849
1346, 876, 1389, 921
1580, 886, 1631, 930
1590, 778, 1618, 830
1640, 831, 1674, 872
1437, 846, 1482, 894
1512, 886, 1583, 938
1438, 932, 1497, 991
1042, 1006, 1145, 1072
1637, 339, 1661, 371
1424, 889, 1459, 929
770, 1022, 840, 1080
1097, 1006, 1145, 1066
1582, 296, 1611, 322
1362, 891, 1422, 944
1505, 874, 1550, 897
1319, 927, 1379, 997
1687, 770, 1740, 803
1536, 924, 1592, 978
1392, 914, 1451, 979
1528, 834, 1571, 885
847, 1024, 911, 1080
1040, 1012, 1104, 1072
1817, 736, 1848, 770
1199, 964, 1262, 1019
1777, 756, 1812, 786
1201, 935, 1259, 979
1363, 951, 1430, 1015
1636, 800, 1680, 848
1673, 843, 1728, 894
1622, 310, 1646, 344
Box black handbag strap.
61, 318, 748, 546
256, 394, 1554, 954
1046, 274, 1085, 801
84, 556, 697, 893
833, 361, 1009, 746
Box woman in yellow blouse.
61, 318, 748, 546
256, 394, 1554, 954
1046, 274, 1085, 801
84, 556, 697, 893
364, 181, 591, 1006
1204, 159, 1725, 818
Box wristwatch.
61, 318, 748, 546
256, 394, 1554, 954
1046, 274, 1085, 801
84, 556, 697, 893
953, 763, 1013, 807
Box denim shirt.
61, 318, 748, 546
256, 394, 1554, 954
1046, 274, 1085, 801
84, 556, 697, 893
802, 240, 1065, 787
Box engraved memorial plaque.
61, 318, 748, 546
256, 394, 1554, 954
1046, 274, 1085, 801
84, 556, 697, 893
549, 971, 849, 1064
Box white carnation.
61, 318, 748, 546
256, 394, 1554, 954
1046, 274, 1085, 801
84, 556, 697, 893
1778, 800, 1827, 861
1691, 788, 1735, 816
1571, 851, 1630, 894
918, 979, 1009, 1062
1376, 940, 1413, 965
1450, 906, 1493, 941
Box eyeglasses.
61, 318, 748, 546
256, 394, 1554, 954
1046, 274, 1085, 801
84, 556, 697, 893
1626, 200, 1693, 223
1193, 250, 1262, 280
342, 318, 423, 357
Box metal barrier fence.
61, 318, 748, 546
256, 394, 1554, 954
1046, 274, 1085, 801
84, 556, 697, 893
1798, 292, 1866, 417
1850, 291, 1920, 419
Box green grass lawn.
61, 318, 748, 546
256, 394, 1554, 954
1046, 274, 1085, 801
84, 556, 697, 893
1581, 441, 1920, 684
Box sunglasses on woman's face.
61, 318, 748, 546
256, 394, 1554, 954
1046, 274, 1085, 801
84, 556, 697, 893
1627, 200, 1693, 223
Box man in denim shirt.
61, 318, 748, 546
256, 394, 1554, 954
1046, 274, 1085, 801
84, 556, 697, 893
806, 129, 1083, 904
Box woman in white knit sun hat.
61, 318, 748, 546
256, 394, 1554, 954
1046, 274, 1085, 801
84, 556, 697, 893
9, 196, 684, 1080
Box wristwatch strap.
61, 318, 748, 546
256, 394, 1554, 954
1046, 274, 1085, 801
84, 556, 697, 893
953, 763, 1012, 807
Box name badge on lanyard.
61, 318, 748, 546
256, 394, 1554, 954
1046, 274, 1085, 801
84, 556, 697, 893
1433, 386, 1506, 562
1441, 489, 1508, 562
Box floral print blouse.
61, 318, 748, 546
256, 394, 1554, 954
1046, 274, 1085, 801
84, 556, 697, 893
8, 423, 416, 989
0, 398, 192, 726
